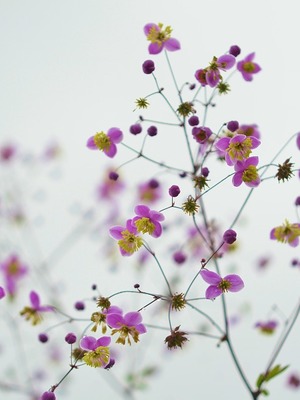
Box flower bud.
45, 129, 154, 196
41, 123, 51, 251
147, 125, 158, 136
74, 301, 85, 311
223, 229, 237, 244
41, 391, 56, 400
227, 120, 239, 132
65, 332, 77, 344
38, 333, 49, 343
188, 115, 199, 126
168, 185, 180, 197
129, 123, 142, 135
142, 60, 155, 74
229, 45, 241, 57
109, 171, 119, 181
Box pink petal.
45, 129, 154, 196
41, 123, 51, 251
124, 311, 142, 326
149, 210, 165, 222
107, 128, 123, 144
164, 38, 181, 52
95, 336, 111, 347
104, 143, 117, 158
80, 336, 97, 350
134, 204, 150, 217
0, 286, 5, 299
109, 226, 125, 240
148, 42, 163, 54
270, 228, 276, 240
136, 323, 147, 334
225, 274, 245, 292
106, 313, 124, 328
199, 269, 221, 284
215, 137, 230, 152
143, 23, 158, 36
232, 172, 243, 187
30, 291, 40, 308
86, 136, 97, 150
206, 285, 222, 299
151, 221, 162, 238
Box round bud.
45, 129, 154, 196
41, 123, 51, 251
65, 332, 77, 344
109, 171, 119, 181
38, 333, 49, 343
134, 283, 140, 289
189, 83, 196, 90
173, 251, 186, 265
147, 125, 158, 136
91, 284, 97, 290
74, 301, 85, 311
201, 167, 209, 177
148, 179, 159, 189
168, 185, 180, 197
188, 115, 199, 126
227, 120, 239, 132
129, 123, 142, 135
41, 391, 56, 400
229, 45, 241, 57
142, 59, 155, 74
223, 229, 237, 244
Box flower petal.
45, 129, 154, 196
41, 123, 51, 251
106, 313, 124, 328
225, 274, 245, 292
30, 291, 40, 309
206, 285, 222, 299
80, 335, 97, 350
104, 143, 117, 158
107, 128, 123, 144
134, 205, 150, 217
124, 311, 142, 327
86, 136, 97, 150
109, 226, 125, 240
164, 38, 181, 52
95, 336, 111, 347
148, 42, 163, 54
199, 269, 221, 284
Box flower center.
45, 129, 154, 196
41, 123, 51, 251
134, 217, 155, 234
111, 326, 140, 345
274, 221, 300, 243
7, 261, 21, 275
242, 165, 259, 183
93, 132, 111, 151
118, 230, 143, 254
228, 137, 252, 161
218, 279, 231, 292
147, 23, 172, 44
83, 346, 110, 368
243, 62, 255, 73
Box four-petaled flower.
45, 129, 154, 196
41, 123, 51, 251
255, 320, 278, 335
132, 205, 165, 238
215, 134, 261, 166
106, 310, 146, 345
237, 52, 261, 81
80, 335, 111, 368
109, 219, 143, 256
20, 291, 54, 325
232, 156, 261, 187
0, 254, 28, 297
195, 54, 236, 87
144, 23, 180, 54
270, 220, 300, 247
86, 128, 123, 158
200, 269, 244, 299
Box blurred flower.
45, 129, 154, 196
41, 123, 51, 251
144, 23, 180, 54
20, 291, 54, 325
287, 372, 300, 390
200, 269, 244, 299
137, 179, 162, 204
86, 128, 123, 158
255, 320, 278, 334
133, 205, 165, 237
270, 219, 300, 247
0, 254, 28, 297
232, 156, 260, 187
237, 52, 261, 81
0, 286, 5, 299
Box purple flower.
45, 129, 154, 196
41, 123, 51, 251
232, 156, 261, 187
142, 59, 155, 74
215, 134, 261, 166
0, 254, 28, 297
192, 126, 212, 144
255, 320, 278, 334
80, 335, 111, 368
106, 310, 146, 345
200, 269, 244, 299
237, 52, 261, 81
223, 229, 237, 244
238, 124, 261, 139
137, 179, 162, 204
270, 220, 300, 247
132, 205, 165, 238
86, 128, 123, 158
195, 54, 236, 88
20, 291, 54, 325
144, 23, 180, 55
109, 219, 143, 256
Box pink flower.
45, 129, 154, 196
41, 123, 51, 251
232, 156, 261, 187
255, 320, 278, 334
106, 310, 146, 345
109, 219, 143, 256
215, 134, 261, 166
86, 128, 123, 158
144, 23, 180, 55
238, 124, 261, 139
237, 52, 261, 81
200, 269, 244, 299
137, 178, 162, 204
195, 54, 235, 87
270, 219, 300, 247
80, 335, 111, 368
132, 205, 165, 238
20, 291, 54, 325
0, 254, 28, 297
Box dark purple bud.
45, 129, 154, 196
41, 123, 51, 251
295, 196, 300, 206
109, 171, 119, 181
65, 332, 77, 344
104, 358, 115, 370
134, 283, 140, 289
91, 284, 97, 290
223, 229, 237, 244
227, 120, 239, 132
168, 185, 181, 197
148, 179, 159, 189
173, 251, 186, 265
129, 123, 142, 135
188, 115, 199, 126
74, 301, 85, 311
201, 167, 209, 177
189, 83, 196, 90
229, 45, 241, 57
142, 60, 155, 74
147, 125, 158, 136
179, 171, 187, 178
38, 333, 49, 343
291, 258, 299, 267
41, 392, 56, 400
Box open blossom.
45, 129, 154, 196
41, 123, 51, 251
237, 52, 261, 81
20, 291, 54, 325
86, 128, 123, 158
255, 320, 278, 334
215, 134, 261, 165
0, 254, 28, 297
106, 310, 146, 345
132, 205, 165, 238
232, 156, 261, 187
200, 269, 244, 299
109, 219, 143, 256
270, 220, 300, 247
80, 335, 111, 368
144, 23, 180, 54
195, 54, 235, 87
238, 124, 261, 139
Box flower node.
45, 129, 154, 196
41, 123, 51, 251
217, 82, 231, 94
275, 158, 294, 182
193, 175, 209, 191
90, 312, 107, 333
182, 196, 199, 215
177, 102, 195, 117
135, 98, 149, 109
96, 296, 111, 310
165, 326, 188, 350
171, 293, 186, 311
